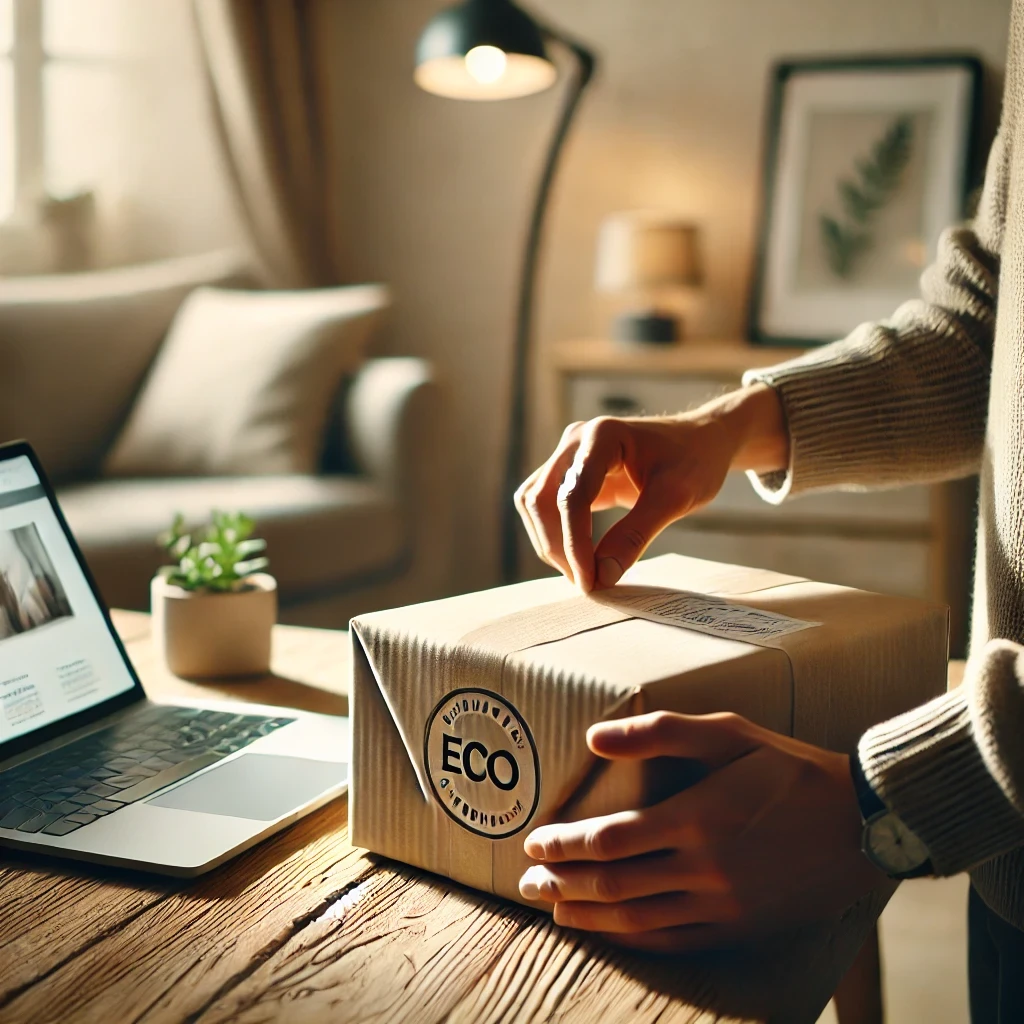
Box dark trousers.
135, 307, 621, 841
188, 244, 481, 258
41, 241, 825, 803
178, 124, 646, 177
969, 886, 1024, 1023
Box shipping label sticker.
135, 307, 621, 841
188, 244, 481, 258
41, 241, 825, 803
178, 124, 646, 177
597, 587, 820, 642
424, 688, 540, 840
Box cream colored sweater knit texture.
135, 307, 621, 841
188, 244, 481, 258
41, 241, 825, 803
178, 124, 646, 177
745, 7, 1024, 929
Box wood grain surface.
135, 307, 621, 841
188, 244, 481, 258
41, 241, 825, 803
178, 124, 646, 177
115, 609, 351, 717
0, 613, 918, 1024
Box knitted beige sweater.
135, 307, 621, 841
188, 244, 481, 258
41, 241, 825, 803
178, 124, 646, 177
744, 7, 1024, 929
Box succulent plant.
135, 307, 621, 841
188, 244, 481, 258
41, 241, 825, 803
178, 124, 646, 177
157, 511, 269, 593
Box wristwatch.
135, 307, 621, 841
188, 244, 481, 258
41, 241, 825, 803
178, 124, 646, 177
850, 749, 933, 879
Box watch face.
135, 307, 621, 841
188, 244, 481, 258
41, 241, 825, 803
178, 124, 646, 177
865, 811, 931, 875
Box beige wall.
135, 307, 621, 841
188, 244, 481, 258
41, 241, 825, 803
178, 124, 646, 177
331, 0, 1011, 592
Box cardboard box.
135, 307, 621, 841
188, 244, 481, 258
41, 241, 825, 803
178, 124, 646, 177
350, 554, 948, 904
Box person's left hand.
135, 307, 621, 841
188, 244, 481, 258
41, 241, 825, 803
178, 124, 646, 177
518, 711, 887, 952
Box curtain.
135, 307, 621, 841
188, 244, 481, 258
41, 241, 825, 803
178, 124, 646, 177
192, 0, 336, 288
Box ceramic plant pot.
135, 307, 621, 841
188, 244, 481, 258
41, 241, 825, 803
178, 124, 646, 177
151, 573, 277, 679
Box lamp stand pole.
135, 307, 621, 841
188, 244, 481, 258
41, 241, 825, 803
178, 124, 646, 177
499, 28, 596, 584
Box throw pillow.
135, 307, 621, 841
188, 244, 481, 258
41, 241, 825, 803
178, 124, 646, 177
0, 249, 252, 482
103, 283, 389, 477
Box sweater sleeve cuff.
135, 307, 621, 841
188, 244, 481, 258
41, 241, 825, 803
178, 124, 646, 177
858, 680, 1024, 876
742, 303, 992, 501
742, 326, 887, 501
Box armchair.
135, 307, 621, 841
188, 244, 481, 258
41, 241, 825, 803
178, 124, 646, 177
0, 252, 451, 628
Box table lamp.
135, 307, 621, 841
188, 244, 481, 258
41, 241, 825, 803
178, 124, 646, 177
595, 214, 703, 344
415, 0, 597, 584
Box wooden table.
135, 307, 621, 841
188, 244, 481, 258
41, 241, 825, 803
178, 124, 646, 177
0, 612, 900, 1024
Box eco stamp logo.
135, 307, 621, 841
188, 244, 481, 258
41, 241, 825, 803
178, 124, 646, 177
424, 688, 540, 839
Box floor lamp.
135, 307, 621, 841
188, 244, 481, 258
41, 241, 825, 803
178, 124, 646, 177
414, 0, 596, 584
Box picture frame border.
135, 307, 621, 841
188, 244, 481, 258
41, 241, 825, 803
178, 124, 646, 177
747, 53, 984, 349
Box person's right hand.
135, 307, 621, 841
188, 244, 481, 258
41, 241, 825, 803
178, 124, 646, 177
514, 384, 789, 593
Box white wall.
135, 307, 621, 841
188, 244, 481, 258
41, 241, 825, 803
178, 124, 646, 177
324, 0, 1012, 594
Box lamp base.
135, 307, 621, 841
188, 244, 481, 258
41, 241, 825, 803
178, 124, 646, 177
612, 311, 680, 345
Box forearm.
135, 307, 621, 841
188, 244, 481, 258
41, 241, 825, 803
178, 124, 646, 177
694, 383, 790, 476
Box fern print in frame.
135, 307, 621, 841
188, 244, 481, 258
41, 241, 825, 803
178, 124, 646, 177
750, 56, 980, 347
819, 115, 916, 279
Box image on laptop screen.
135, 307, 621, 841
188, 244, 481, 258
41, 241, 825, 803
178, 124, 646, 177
0, 455, 137, 744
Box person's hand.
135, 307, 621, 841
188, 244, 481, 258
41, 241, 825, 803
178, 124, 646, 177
518, 711, 886, 952
514, 384, 789, 592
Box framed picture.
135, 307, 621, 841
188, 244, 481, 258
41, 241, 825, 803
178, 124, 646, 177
749, 55, 981, 347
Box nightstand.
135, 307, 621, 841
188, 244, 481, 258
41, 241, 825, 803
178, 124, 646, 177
549, 339, 974, 655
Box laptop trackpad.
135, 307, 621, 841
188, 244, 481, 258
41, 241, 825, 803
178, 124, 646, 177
149, 753, 347, 821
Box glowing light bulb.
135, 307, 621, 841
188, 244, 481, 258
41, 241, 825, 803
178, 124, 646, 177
465, 45, 507, 85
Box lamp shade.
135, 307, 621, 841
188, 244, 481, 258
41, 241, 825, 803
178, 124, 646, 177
414, 0, 557, 100
595, 214, 703, 294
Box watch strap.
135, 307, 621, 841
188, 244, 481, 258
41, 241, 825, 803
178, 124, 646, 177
852, 749, 934, 879
850, 747, 886, 821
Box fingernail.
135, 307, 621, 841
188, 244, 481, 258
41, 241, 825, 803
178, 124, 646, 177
523, 829, 548, 860
523, 840, 545, 861
597, 557, 623, 588
519, 865, 545, 900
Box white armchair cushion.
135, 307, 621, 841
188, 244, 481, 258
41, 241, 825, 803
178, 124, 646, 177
104, 284, 389, 478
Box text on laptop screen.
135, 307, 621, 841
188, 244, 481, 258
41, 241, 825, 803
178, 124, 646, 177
0, 456, 136, 744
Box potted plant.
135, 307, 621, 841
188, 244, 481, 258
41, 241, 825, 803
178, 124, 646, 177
151, 511, 276, 679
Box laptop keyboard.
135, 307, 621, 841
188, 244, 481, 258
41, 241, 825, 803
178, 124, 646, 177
0, 704, 295, 838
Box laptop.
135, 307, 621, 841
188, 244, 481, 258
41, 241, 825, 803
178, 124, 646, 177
0, 440, 348, 876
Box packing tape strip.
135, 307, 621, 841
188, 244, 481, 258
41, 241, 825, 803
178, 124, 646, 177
458, 596, 633, 655
457, 587, 817, 657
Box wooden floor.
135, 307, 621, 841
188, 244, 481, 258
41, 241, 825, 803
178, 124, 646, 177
818, 875, 971, 1023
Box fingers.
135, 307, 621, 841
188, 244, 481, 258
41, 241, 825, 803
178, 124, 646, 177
514, 427, 581, 579
552, 890, 738, 934
557, 457, 597, 592
513, 466, 551, 571
591, 480, 689, 588
515, 418, 624, 591
586, 711, 763, 769
523, 805, 674, 864
557, 421, 624, 592
519, 851, 728, 905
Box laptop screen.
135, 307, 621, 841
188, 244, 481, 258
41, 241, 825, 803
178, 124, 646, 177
0, 454, 138, 748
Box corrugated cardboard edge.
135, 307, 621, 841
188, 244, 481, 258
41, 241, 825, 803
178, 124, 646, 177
349, 619, 643, 900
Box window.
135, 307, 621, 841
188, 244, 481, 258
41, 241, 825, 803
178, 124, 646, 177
0, 0, 15, 219
0, 0, 122, 222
